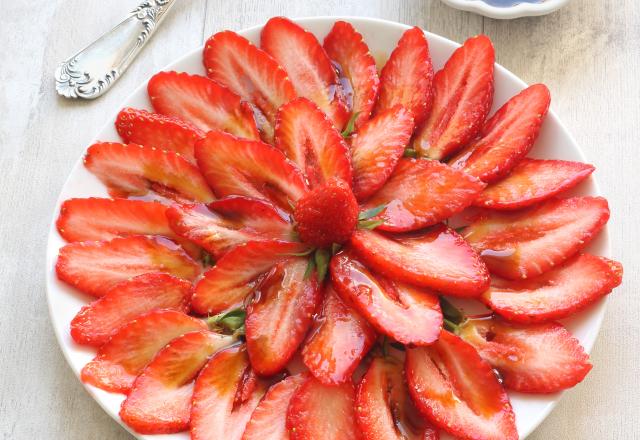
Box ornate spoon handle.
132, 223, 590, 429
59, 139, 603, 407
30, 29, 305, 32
55, 0, 177, 99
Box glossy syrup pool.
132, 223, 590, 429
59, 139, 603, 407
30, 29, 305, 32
476, 0, 544, 7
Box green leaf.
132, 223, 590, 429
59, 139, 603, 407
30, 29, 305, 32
443, 318, 460, 334
403, 148, 418, 158
358, 219, 385, 230
331, 243, 342, 255
314, 248, 331, 282
206, 308, 246, 333
358, 204, 387, 221
341, 112, 361, 138
440, 297, 465, 325
304, 256, 316, 280
201, 252, 214, 267
281, 248, 315, 257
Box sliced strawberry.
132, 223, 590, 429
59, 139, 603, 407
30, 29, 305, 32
245, 257, 322, 376
84, 142, 214, 203
323, 20, 379, 128
287, 376, 362, 440
147, 71, 259, 140
331, 250, 442, 346
81, 310, 209, 393
120, 330, 231, 434
356, 357, 440, 440
482, 254, 622, 323
115, 107, 204, 163
191, 344, 267, 440
195, 130, 308, 211
363, 159, 485, 232
70, 273, 192, 347
203, 31, 296, 142
459, 317, 592, 393
56, 236, 200, 297
261, 17, 349, 129
274, 97, 352, 187
192, 240, 308, 315
406, 331, 517, 440
473, 159, 595, 209
462, 196, 610, 279
350, 226, 490, 297
449, 84, 551, 183
301, 286, 376, 384
350, 105, 415, 201
414, 35, 495, 160
373, 27, 433, 125
242, 374, 307, 440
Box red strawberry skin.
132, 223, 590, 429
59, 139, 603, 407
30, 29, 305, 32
483, 254, 623, 323
323, 20, 379, 128
414, 35, 495, 160
374, 27, 433, 126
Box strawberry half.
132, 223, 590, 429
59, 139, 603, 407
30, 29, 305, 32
473, 158, 595, 210
120, 330, 231, 434
192, 240, 308, 315
70, 273, 192, 347
56, 236, 200, 297
414, 35, 495, 160
204, 30, 296, 143
350, 105, 415, 201
463, 196, 610, 279
350, 226, 490, 297
81, 310, 208, 393
274, 97, 352, 187
245, 257, 322, 376
191, 344, 267, 440
115, 107, 204, 163
406, 331, 518, 440
331, 250, 442, 346
459, 317, 593, 393
482, 254, 622, 323
195, 130, 308, 211
147, 71, 260, 140
301, 286, 377, 385
363, 159, 486, 232
323, 20, 380, 128
261, 17, 349, 129
287, 376, 362, 440
449, 84, 551, 183
84, 142, 214, 203
373, 27, 433, 126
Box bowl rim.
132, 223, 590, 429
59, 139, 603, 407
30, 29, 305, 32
440, 0, 571, 19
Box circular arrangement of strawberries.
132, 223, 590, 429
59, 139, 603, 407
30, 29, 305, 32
54, 17, 623, 440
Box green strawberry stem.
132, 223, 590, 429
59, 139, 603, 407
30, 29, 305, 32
440, 297, 466, 334
206, 308, 246, 336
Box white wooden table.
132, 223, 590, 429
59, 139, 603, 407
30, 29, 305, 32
1, 0, 638, 438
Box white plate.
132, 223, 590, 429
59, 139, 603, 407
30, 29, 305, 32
441, 0, 570, 19
46, 16, 610, 440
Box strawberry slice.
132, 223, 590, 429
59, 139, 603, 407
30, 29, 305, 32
350, 226, 490, 297
192, 240, 308, 315
191, 344, 267, 440
301, 286, 376, 384
373, 27, 433, 125
245, 257, 322, 376
147, 71, 259, 140
414, 35, 495, 160
287, 376, 362, 440
203, 31, 296, 142
459, 317, 592, 393
323, 20, 379, 128
462, 196, 610, 279
356, 357, 439, 440
120, 330, 231, 434
115, 107, 204, 163
274, 97, 352, 187
56, 236, 200, 297
70, 273, 192, 347
473, 159, 595, 210
482, 254, 622, 323
449, 84, 551, 183
195, 130, 308, 211
350, 105, 415, 201
81, 310, 209, 393
331, 251, 442, 346
406, 331, 517, 440
242, 374, 307, 440
363, 159, 485, 232
84, 142, 214, 203
261, 17, 349, 129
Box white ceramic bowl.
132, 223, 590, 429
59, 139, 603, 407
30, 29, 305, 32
46, 16, 609, 440
441, 0, 570, 19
